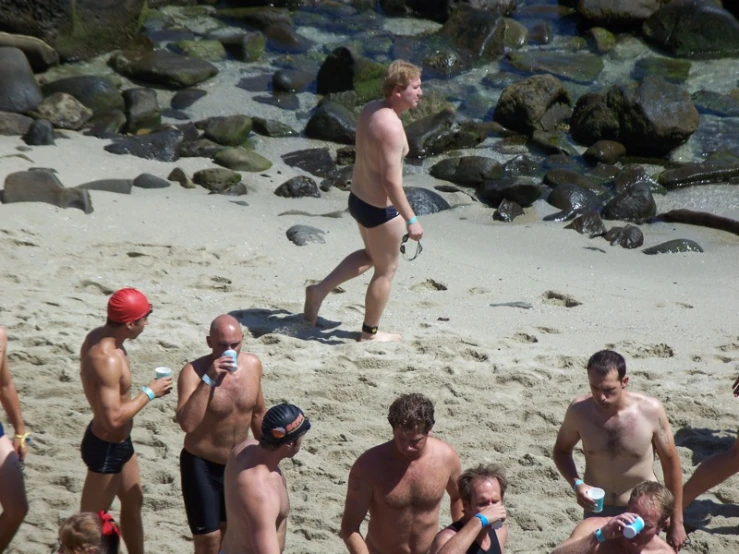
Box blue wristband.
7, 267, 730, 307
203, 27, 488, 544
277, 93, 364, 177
573, 478, 584, 491
406, 216, 417, 226
594, 528, 606, 543
142, 386, 155, 401
474, 513, 489, 527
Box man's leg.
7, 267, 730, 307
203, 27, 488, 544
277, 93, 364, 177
360, 215, 406, 341
683, 438, 739, 506
80, 469, 121, 513
193, 525, 225, 554
117, 454, 144, 554
0, 436, 28, 551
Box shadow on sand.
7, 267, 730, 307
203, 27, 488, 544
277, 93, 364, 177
229, 307, 358, 345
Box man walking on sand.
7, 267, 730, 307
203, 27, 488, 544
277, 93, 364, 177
340, 393, 463, 554
176, 314, 266, 554
304, 59, 424, 342
221, 403, 311, 554
79, 288, 172, 554
0, 327, 29, 551
553, 350, 686, 552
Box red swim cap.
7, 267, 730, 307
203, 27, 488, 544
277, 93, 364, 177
107, 288, 151, 324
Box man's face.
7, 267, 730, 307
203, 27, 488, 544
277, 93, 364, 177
463, 478, 503, 517
207, 326, 243, 357
392, 425, 429, 460
623, 498, 663, 549
128, 312, 150, 339
588, 368, 627, 410
397, 77, 422, 109
286, 434, 306, 458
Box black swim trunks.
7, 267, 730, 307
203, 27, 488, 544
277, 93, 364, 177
0, 422, 4, 438
450, 519, 502, 554
180, 448, 227, 535
348, 192, 399, 228
80, 422, 134, 474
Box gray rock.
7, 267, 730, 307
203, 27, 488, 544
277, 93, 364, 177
604, 225, 644, 248
2, 170, 92, 213
273, 68, 314, 93
274, 176, 320, 198
123, 88, 161, 134
171, 89, 207, 110
406, 109, 487, 158
86, 110, 127, 138
216, 30, 266, 62
28, 92, 93, 130
133, 173, 170, 189
23, 119, 55, 145
0, 111, 33, 135
252, 117, 298, 137
281, 148, 336, 178
193, 168, 241, 192
305, 102, 356, 145
642, 239, 703, 255
0, 46, 43, 113
479, 179, 543, 208
77, 179, 133, 194
178, 138, 225, 159
506, 51, 604, 84
546, 184, 601, 216
110, 50, 219, 89
42, 76, 123, 117
167, 167, 196, 189
656, 160, 739, 189
436, 7, 507, 63
316, 47, 384, 97
104, 128, 184, 162
493, 199, 524, 222
565, 211, 607, 237
0, 32, 58, 72
214, 147, 272, 172
204, 115, 253, 146
544, 169, 603, 193
584, 140, 627, 165
602, 184, 656, 223
632, 56, 691, 84
577, 0, 663, 24
286, 224, 325, 246
691, 90, 739, 117
405, 186, 451, 215
173, 39, 227, 61
429, 156, 504, 187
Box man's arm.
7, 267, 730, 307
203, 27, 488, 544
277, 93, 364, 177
377, 116, 416, 222
446, 446, 463, 521
551, 519, 601, 554
651, 400, 686, 551
0, 329, 26, 458
94, 354, 152, 433
248, 355, 266, 441
175, 355, 229, 434
240, 477, 282, 554
553, 402, 583, 487
340, 457, 373, 554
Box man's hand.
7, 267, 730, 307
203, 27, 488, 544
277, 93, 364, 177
478, 503, 507, 527
601, 512, 640, 541
147, 375, 173, 398
574, 483, 597, 511
667, 520, 687, 552
12, 434, 27, 461
407, 220, 423, 241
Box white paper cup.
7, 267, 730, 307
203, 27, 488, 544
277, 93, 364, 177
223, 350, 238, 372
586, 487, 605, 513
155, 366, 172, 379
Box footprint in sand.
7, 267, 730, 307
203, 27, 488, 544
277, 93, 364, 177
542, 290, 582, 307
617, 340, 674, 359
410, 279, 448, 291
75, 280, 115, 295
512, 332, 538, 344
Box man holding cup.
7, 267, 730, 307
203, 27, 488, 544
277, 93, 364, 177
552, 350, 686, 551
176, 314, 266, 554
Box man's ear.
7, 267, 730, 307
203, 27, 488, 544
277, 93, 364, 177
206, 335, 212, 348
622, 375, 630, 387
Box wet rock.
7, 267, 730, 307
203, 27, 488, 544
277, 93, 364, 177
602, 184, 656, 223
405, 186, 452, 215
479, 180, 542, 208
42, 76, 124, 117
305, 102, 357, 145
0, 111, 33, 135
281, 148, 336, 178
642, 239, 703, 255
123, 88, 161, 134
178, 138, 225, 159
406, 109, 486, 158
104, 128, 184, 162
643, 1, 739, 59
0, 47, 43, 113
170, 89, 207, 110
613, 166, 664, 195
320, 165, 353, 192
273, 68, 314, 93
28, 92, 93, 130
216, 30, 266, 62
316, 47, 385, 101
193, 168, 241, 192
286, 224, 325, 246
691, 90, 739, 117
530, 130, 579, 156
429, 156, 504, 187
214, 147, 272, 172
335, 147, 355, 166
565, 211, 607, 237
77, 179, 133, 194
632, 56, 691, 84
110, 50, 219, 88
252, 117, 298, 137
221, 183, 248, 197
204, 115, 253, 146
275, 176, 320, 198
133, 173, 170, 189
506, 51, 604, 84
603, 225, 644, 248
0, 32, 58, 72
546, 184, 601, 217
493, 74, 571, 135
253, 92, 300, 111
656, 160, 739, 189
577, 0, 664, 25
172, 39, 227, 61
436, 6, 508, 63
23, 119, 55, 145
651, 209, 739, 236
584, 140, 626, 165
86, 110, 126, 138
167, 167, 196, 189
588, 27, 616, 53
544, 169, 603, 193
494, 199, 524, 222
2, 170, 92, 213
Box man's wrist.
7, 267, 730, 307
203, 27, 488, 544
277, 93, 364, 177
572, 478, 584, 490
474, 513, 489, 527
406, 215, 417, 226
142, 386, 155, 401
594, 528, 606, 543
201, 373, 217, 387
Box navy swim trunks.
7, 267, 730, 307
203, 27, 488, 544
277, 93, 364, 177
80, 422, 134, 474
180, 448, 227, 535
348, 192, 399, 228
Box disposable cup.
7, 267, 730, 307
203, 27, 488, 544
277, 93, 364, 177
586, 487, 605, 513
155, 366, 172, 379
223, 350, 238, 372
623, 516, 645, 539
490, 519, 503, 530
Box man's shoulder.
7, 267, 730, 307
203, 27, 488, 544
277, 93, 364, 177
567, 393, 595, 413
645, 535, 673, 552
428, 436, 460, 459
353, 441, 392, 470
628, 391, 664, 416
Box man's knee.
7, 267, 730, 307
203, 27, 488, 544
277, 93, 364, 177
193, 530, 222, 553
119, 483, 144, 511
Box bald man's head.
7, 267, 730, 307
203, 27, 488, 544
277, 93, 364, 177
207, 314, 243, 354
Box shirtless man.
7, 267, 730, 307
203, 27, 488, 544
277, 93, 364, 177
176, 314, 266, 554
682, 371, 739, 507
221, 403, 311, 554
340, 393, 463, 554
552, 481, 675, 554
430, 464, 509, 554
0, 327, 29, 551
304, 59, 424, 342
552, 350, 686, 552
79, 288, 172, 554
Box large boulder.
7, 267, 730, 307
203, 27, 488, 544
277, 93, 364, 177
42, 76, 124, 117
0, 0, 147, 61
104, 128, 184, 162
0, 47, 43, 113
406, 109, 487, 158
110, 50, 219, 89
0, 32, 58, 72
577, 0, 665, 26
305, 102, 357, 145
429, 156, 504, 187
28, 92, 93, 130
435, 6, 509, 63
493, 74, 571, 135
316, 47, 386, 102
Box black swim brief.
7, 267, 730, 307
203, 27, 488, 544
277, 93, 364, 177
80, 422, 134, 474
0, 422, 3, 438
180, 448, 227, 535
348, 192, 399, 228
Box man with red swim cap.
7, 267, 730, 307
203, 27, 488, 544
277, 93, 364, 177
79, 287, 172, 554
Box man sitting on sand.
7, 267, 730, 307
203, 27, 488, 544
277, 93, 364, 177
304, 59, 424, 342
0, 327, 29, 551
340, 393, 462, 554
221, 403, 311, 554
429, 464, 509, 554
176, 314, 266, 554
551, 481, 675, 553
552, 350, 686, 551
79, 288, 172, 554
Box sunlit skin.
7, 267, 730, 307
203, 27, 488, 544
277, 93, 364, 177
392, 426, 428, 460
588, 370, 629, 411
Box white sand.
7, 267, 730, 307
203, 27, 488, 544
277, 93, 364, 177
1, 122, 739, 554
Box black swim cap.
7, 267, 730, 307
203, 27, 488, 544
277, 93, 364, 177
261, 403, 311, 446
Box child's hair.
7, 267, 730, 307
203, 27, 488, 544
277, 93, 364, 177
57, 511, 120, 553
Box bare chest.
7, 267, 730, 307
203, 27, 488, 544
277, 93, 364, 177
377, 464, 448, 512
581, 413, 654, 459
206, 374, 258, 419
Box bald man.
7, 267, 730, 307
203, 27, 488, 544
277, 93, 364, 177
176, 314, 267, 554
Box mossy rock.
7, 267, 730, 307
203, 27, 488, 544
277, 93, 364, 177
173, 39, 227, 61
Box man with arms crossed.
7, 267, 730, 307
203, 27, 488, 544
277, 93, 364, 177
176, 314, 266, 554
0, 327, 29, 551
430, 464, 509, 554
79, 288, 172, 554
340, 392, 463, 554
553, 350, 686, 552
552, 481, 675, 554
304, 59, 424, 342
221, 403, 311, 554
